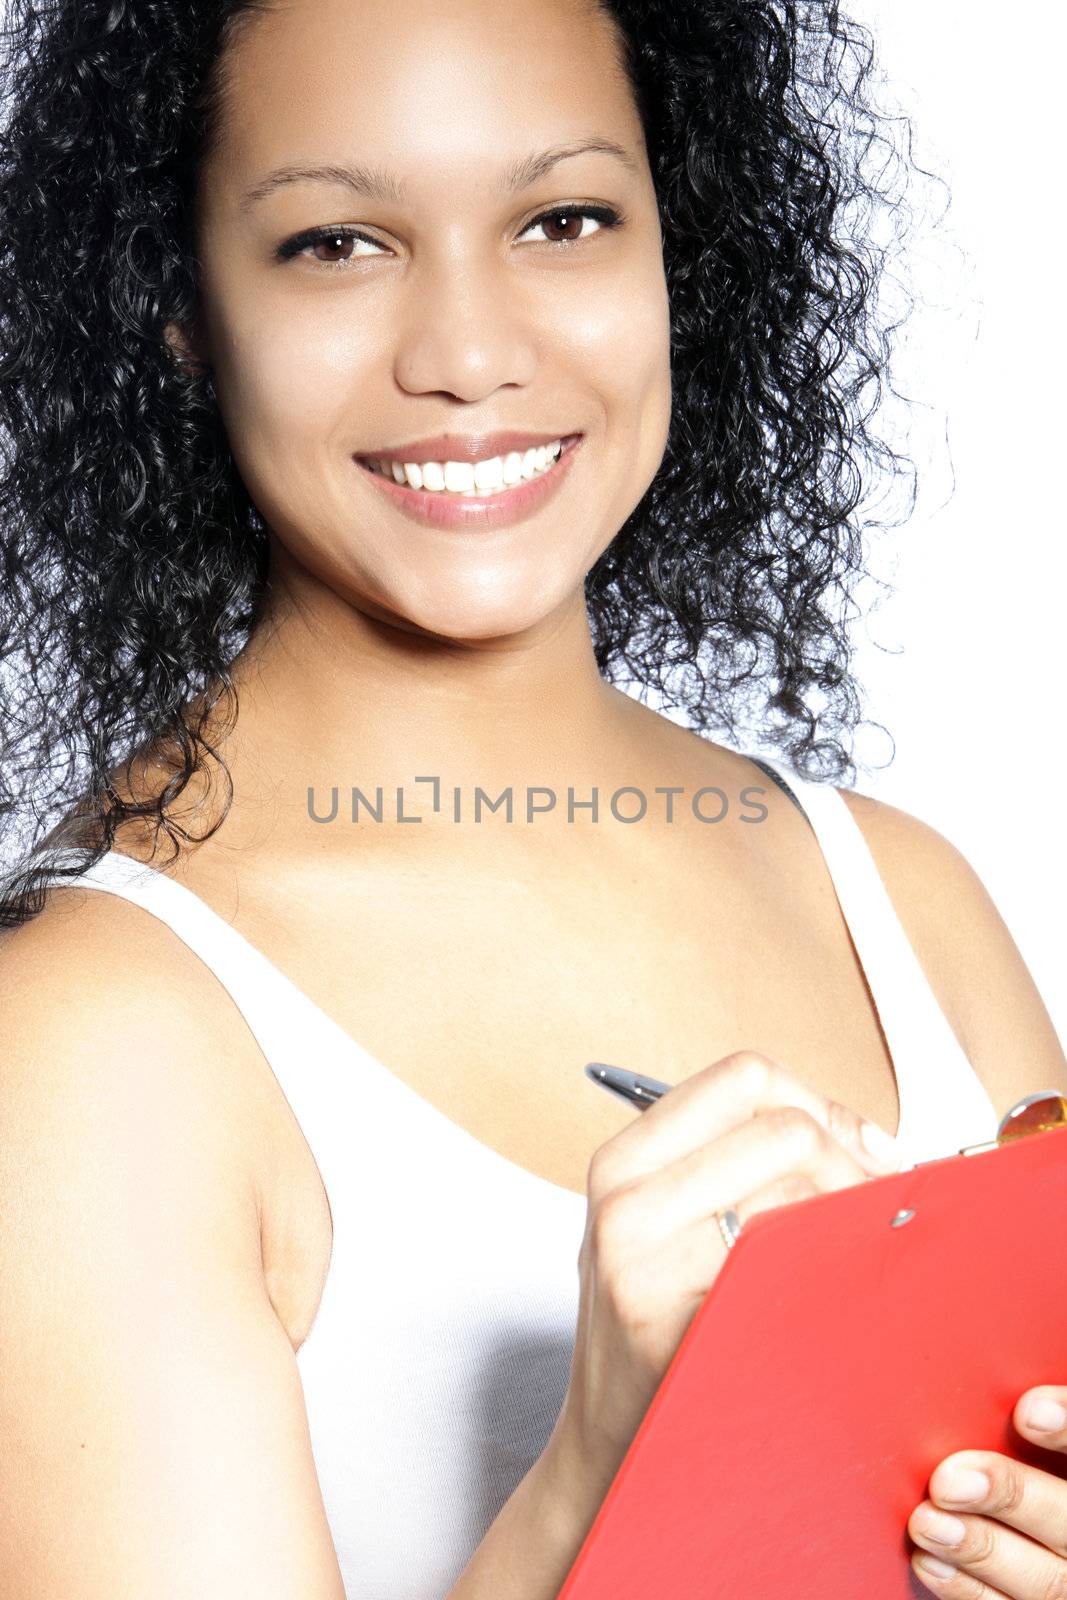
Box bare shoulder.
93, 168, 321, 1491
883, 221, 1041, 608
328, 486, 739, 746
0, 882, 268, 1170
0, 884, 262, 1282
837, 786, 1067, 1117
0, 881, 314, 1337
0, 886, 344, 1595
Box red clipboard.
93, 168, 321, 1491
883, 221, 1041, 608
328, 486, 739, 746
557, 1123, 1067, 1599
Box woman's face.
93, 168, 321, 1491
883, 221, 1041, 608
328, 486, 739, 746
185, 0, 672, 643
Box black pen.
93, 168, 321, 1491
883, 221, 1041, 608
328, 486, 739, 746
585, 1061, 673, 1110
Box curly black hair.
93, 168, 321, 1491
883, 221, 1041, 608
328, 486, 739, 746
0, 0, 923, 930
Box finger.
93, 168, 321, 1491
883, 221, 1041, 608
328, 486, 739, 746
668, 1171, 827, 1281
604, 1170, 831, 1312
608, 1102, 875, 1245
904, 1445, 1067, 1598
598, 1050, 906, 1187
911, 1540, 1013, 1596
908, 1498, 1067, 1597
907, 1393, 1067, 1596
928, 1449, 1067, 1559
729, 1169, 823, 1228
1014, 1385, 1067, 1451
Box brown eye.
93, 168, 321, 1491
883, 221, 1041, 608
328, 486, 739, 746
310, 232, 357, 264
538, 210, 586, 243
518, 205, 622, 247
276, 226, 382, 268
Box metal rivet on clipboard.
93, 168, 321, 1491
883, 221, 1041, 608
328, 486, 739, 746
887, 1091, 1067, 1227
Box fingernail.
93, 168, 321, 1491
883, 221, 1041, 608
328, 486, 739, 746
916, 1507, 966, 1546
916, 1553, 958, 1581
860, 1120, 906, 1169
937, 1466, 989, 1505
1024, 1396, 1067, 1431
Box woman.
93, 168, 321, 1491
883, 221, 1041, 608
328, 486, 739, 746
2, 0, 1066, 1596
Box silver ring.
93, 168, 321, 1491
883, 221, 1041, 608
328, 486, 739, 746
715, 1206, 743, 1251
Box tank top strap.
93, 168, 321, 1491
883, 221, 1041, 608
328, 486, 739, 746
751, 757, 966, 1104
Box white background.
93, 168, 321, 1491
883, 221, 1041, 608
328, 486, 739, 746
755, 1, 1067, 1051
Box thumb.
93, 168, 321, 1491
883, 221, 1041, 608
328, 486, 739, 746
1016, 1387, 1067, 1446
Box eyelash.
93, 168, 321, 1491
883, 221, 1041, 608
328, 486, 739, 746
275, 204, 625, 270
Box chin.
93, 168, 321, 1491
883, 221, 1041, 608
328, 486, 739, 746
400, 601, 564, 646
366, 572, 576, 646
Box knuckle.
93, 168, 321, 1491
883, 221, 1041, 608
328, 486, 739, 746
588, 1226, 648, 1327
1038, 1573, 1067, 1600
781, 1171, 820, 1202
748, 1172, 818, 1222
586, 1143, 619, 1200
764, 1103, 826, 1158
585, 1188, 658, 1331
759, 1103, 802, 1139
586, 1187, 633, 1262
963, 1516, 997, 1564
603, 1260, 649, 1330
587, 1140, 640, 1207
991, 1461, 1027, 1518
721, 1050, 772, 1098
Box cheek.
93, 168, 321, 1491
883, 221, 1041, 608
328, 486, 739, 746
210, 302, 366, 472
559, 266, 669, 393
560, 267, 672, 495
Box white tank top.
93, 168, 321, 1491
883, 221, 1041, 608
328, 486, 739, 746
34, 755, 999, 1598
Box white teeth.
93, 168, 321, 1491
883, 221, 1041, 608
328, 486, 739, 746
365, 440, 565, 496
473, 456, 505, 492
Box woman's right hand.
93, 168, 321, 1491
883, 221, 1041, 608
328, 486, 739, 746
544, 1049, 907, 1510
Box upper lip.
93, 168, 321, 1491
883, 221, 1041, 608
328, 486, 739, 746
355, 430, 578, 466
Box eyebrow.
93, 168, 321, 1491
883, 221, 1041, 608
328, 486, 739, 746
239, 137, 640, 214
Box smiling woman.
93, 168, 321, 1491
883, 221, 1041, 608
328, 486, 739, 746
2, 1, 1065, 1598
158, 0, 676, 648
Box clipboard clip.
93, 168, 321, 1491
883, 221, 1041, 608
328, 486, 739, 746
922, 1089, 1067, 1165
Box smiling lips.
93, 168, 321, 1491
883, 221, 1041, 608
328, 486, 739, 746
364, 440, 563, 495
353, 431, 583, 531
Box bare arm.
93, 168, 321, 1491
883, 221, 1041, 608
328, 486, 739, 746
839, 787, 1067, 1109
0, 901, 347, 1598
443, 1418, 611, 1600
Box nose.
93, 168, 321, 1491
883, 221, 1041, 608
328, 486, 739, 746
391, 256, 539, 404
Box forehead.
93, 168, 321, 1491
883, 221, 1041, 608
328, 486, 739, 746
208, 0, 640, 184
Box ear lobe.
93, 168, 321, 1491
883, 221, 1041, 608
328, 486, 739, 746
162, 318, 212, 375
